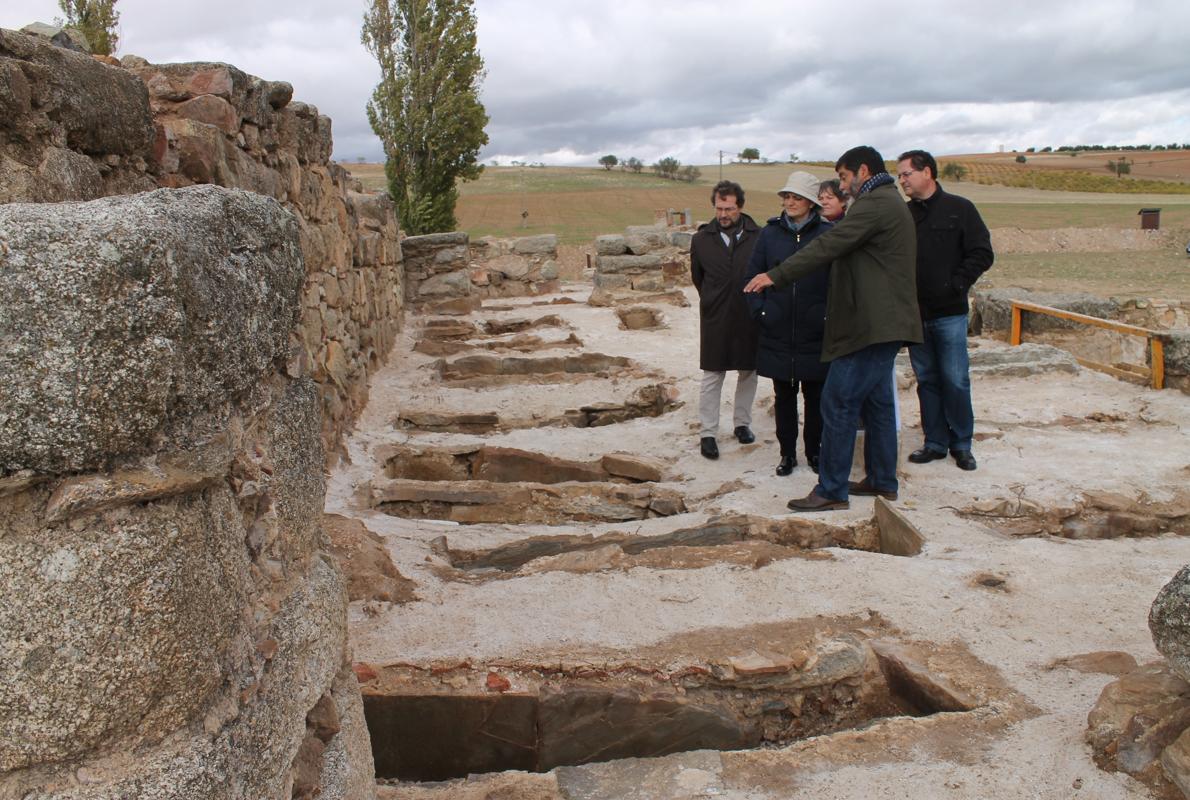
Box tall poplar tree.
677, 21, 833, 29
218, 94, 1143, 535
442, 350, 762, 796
57, 0, 119, 55
362, 0, 489, 235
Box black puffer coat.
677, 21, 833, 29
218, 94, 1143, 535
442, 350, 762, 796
690, 214, 760, 371
744, 211, 832, 382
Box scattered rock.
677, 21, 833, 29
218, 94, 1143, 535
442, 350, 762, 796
1048, 651, 1139, 676
1151, 565, 1190, 684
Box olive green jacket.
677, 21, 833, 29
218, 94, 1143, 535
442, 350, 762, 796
765, 182, 922, 361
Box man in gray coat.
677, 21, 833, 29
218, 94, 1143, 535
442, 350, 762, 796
745, 146, 922, 510
690, 180, 760, 460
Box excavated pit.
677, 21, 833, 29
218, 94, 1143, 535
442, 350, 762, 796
438, 511, 923, 576
393, 382, 682, 431
415, 315, 581, 356
616, 305, 667, 330
369, 477, 686, 525
435, 352, 639, 385
380, 444, 666, 484
359, 620, 982, 783
960, 489, 1190, 539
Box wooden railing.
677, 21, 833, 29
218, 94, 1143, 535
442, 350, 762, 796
1009, 300, 1166, 390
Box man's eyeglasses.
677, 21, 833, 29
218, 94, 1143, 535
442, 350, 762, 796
897, 169, 919, 180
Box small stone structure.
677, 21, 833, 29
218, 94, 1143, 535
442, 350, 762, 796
402, 232, 561, 304
591, 225, 691, 295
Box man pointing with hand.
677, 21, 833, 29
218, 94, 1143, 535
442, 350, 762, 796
744, 145, 921, 512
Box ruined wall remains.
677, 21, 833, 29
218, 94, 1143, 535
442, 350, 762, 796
0, 28, 389, 799
401, 231, 562, 305
0, 27, 404, 464
0, 187, 374, 798
973, 288, 1190, 393
592, 225, 690, 293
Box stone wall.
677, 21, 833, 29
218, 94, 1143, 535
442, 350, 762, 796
0, 187, 374, 798
0, 27, 404, 465
973, 288, 1190, 393
402, 231, 561, 305
592, 225, 691, 293
0, 28, 389, 799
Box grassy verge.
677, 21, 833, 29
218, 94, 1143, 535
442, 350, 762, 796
983, 249, 1190, 300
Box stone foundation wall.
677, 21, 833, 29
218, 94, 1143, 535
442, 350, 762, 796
592, 225, 691, 293
402, 231, 561, 305
0, 27, 404, 465
973, 288, 1190, 393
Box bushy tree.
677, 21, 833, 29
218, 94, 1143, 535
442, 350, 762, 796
941, 162, 968, 182
738, 147, 760, 163
679, 164, 701, 183
362, 0, 489, 235
598, 154, 618, 170
1015, 154, 1027, 163
624, 157, 643, 173
57, 0, 119, 55
653, 156, 680, 179
1106, 159, 1131, 177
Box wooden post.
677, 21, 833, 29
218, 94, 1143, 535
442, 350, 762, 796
1010, 304, 1023, 345
1151, 337, 1165, 390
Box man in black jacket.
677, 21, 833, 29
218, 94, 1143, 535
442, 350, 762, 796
896, 150, 994, 471
690, 180, 760, 460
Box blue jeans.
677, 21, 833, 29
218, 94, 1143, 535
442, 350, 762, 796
816, 341, 901, 500
909, 314, 974, 453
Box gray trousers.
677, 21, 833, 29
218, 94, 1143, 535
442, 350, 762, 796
699, 370, 757, 438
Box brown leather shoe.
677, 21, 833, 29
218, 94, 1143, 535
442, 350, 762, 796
786, 490, 849, 512
848, 478, 897, 501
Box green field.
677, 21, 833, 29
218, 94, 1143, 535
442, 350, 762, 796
348, 163, 1190, 299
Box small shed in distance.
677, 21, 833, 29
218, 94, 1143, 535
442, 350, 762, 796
1138, 208, 1161, 230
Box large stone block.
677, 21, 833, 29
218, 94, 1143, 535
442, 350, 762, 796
595, 254, 663, 274
0, 185, 303, 473
0, 557, 363, 800
0, 487, 252, 770
511, 234, 557, 255
0, 28, 154, 158
1151, 565, 1190, 684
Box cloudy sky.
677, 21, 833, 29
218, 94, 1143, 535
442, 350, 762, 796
3, 0, 1188, 166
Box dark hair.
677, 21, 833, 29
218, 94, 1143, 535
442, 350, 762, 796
835, 145, 885, 176
818, 179, 845, 201
897, 149, 938, 180
711, 180, 745, 208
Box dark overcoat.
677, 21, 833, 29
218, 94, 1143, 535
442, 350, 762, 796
765, 183, 922, 361
744, 211, 832, 383
690, 214, 760, 371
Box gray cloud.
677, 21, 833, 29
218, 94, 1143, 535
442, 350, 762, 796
4, 0, 1188, 167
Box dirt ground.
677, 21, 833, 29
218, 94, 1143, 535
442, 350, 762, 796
327, 280, 1190, 798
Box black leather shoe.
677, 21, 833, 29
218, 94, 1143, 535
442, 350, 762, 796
908, 447, 947, 464
734, 425, 755, 444
776, 456, 796, 476
700, 437, 719, 460
951, 449, 977, 471
787, 490, 849, 512
807, 455, 819, 474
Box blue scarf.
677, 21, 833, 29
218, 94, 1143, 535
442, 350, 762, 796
857, 171, 895, 197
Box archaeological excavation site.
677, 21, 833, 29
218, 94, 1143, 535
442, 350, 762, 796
3, 26, 1190, 800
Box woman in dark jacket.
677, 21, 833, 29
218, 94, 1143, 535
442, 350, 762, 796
744, 171, 832, 475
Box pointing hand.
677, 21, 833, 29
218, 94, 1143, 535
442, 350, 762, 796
743, 273, 773, 293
